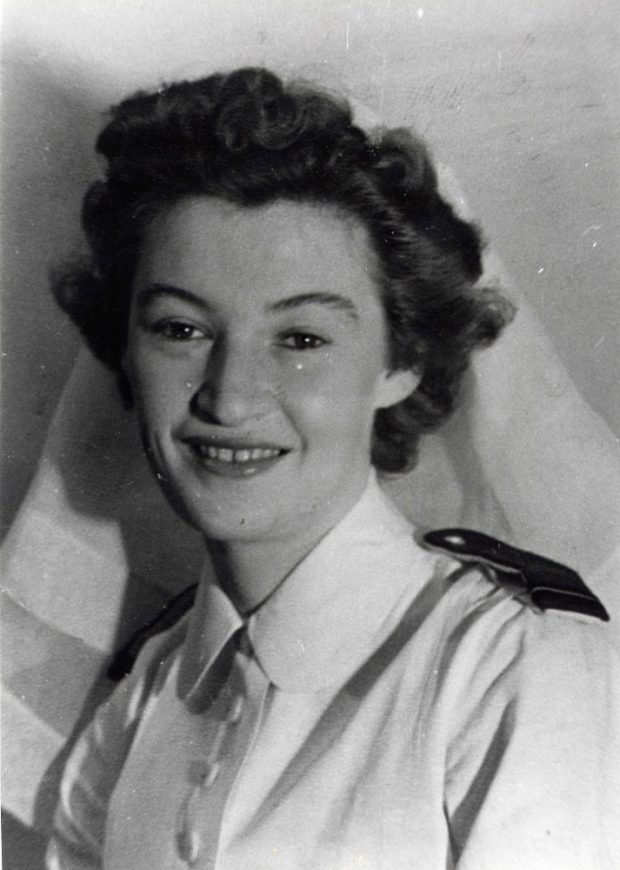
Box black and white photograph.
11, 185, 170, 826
2, 1, 619, 868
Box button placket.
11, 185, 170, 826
175, 691, 245, 866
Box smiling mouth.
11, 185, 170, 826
184, 439, 289, 476
194, 445, 284, 463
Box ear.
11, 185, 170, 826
375, 367, 420, 410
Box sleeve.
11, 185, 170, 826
45, 627, 182, 870
443, 605, 620, 870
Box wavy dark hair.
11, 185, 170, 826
54, 67, 513, 472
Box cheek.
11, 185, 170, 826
127, 351, 191, 428
281, 362, 382, 440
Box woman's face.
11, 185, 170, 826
125, 197, 415, 546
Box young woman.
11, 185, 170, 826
47, 67, 618, 869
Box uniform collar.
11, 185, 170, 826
178, 473, 439, 700
177, 570, 244, 706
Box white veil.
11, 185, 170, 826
2, 165, 619, 829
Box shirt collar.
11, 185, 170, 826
247, 472, 438, 691
178, 472, 439, 700
177, 567, 244, 706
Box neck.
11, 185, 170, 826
204, 535, 311, 616
204, 477, 372, 615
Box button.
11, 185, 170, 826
227, 695, 244, 724
205, 761, 220, 788
176, 828, 201, 866
187, 759, 220, 788
177, 773, 209, 866
187, 759, 210, 786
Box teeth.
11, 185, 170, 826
194, 444, 283, 463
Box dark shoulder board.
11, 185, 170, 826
107, 584, 198, 682
422, 528, 609, 622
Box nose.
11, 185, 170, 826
192, 336, 273, 426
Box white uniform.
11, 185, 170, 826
48, 476, 620, 870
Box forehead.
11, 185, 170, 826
134, 197, 382, 307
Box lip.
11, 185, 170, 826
181, 437, 291, 479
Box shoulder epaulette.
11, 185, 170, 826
422, 528, 609, 622
107, 584, 198, 682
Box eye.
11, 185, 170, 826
278, 332, 327, 351
150, 320, 208, 341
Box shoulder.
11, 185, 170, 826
49, 603, 192, 868
414, 529, 617, 713
93, 603, 192, 747
420, 527, 609, 621
410, 532, 619, 804
107, 585, 196, 682
414, 534, 620, 865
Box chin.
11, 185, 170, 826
188, 508, 277, 544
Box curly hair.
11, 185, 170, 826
54, 67, 513, 473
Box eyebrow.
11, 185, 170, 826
134, 284, 213, 311
266, 292, 359, 320
134, 285, 359, 321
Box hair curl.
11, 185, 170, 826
54, 67, 513, 473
